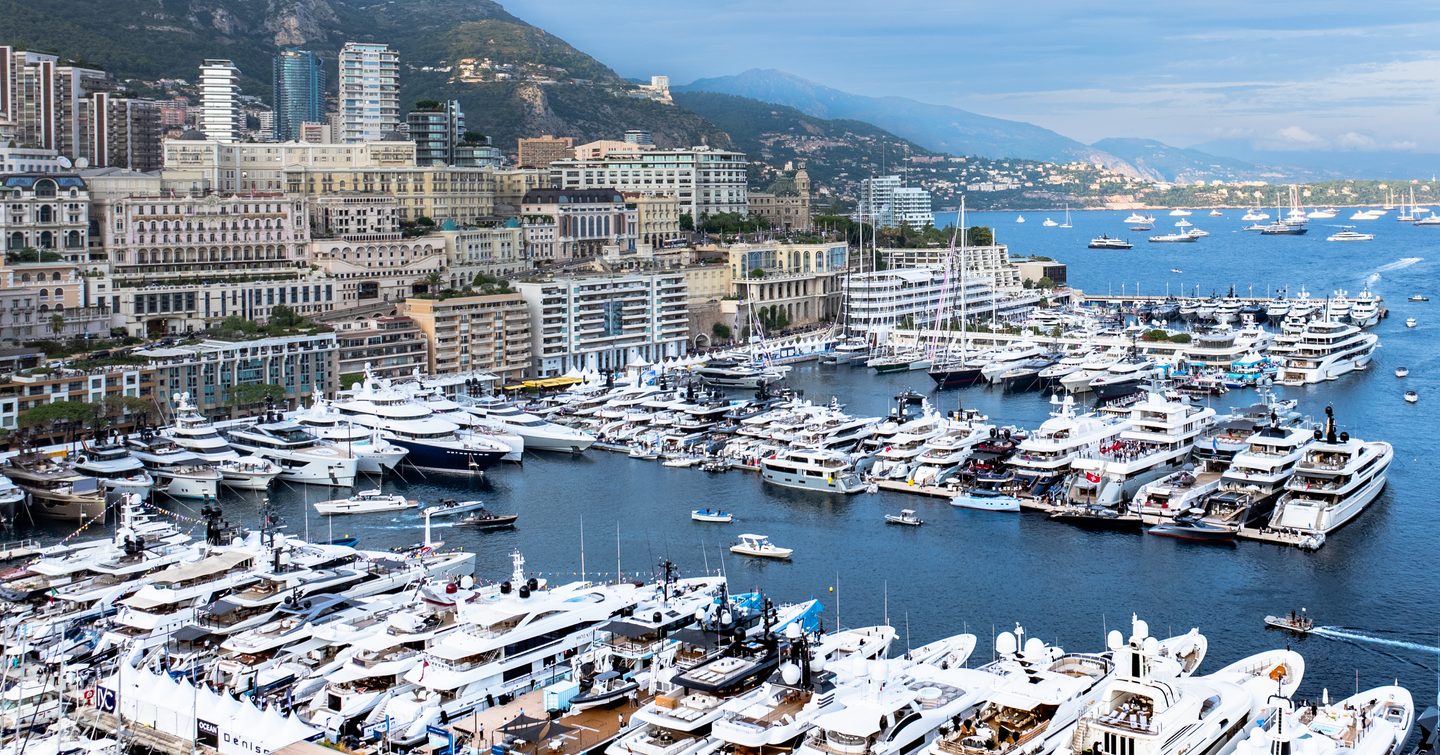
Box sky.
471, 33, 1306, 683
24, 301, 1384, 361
501, 0, 1440, 153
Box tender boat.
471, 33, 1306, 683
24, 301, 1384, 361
1405, 390, 1419, 403
883, 509, 923, 526
691, 508, 734, 523
950, 488, 1021, 512
1396, 367, 1409, 377
1088, 235, 1133, 249
1406, 317, 1417, 328
420, 498, 488, 517
458, 508, 518, 530
1263, 610, 1315, 635
1326, 229, 1374, 242
730, 533, 792, 559
314, 490, 417, 515
1408, 294, 1429, 302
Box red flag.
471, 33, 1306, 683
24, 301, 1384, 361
1085, 471, 1102, 484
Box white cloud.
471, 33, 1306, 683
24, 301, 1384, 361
1273, 126, 1327, 147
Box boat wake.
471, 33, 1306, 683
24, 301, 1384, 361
1311, 626, 1440, 656
1371, 256, 1424, 275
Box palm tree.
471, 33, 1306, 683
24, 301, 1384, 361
48, 313, 64, 338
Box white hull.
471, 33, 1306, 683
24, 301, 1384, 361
155, 473, 220, 500
1270, 459, 1390, 535
760, 467, 866, 494
1278, 349, 1374, 385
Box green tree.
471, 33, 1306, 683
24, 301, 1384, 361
711, 322, 732, 341
749, 267, 767, 279
19, 401, 99, 429
338, 372, 365, 390
679, 213, 694, 232
415, 216, 436, 228
48, 313, 64, 338
461, 130, 486, 144
966, 226, 995, 246
1036, 276, 1056, 290
268, 304, 303, 328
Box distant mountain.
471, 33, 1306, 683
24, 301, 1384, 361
678, 68, 1136, 174
1189, 139, 1440, 181
1089, 138, 1285, 183
0, 0, 728, 150
671, 91, 935, 192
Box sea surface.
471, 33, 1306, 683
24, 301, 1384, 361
37, 209, 1440, 713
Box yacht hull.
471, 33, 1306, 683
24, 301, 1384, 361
928, 366, 984, 388
389, 438, 505, 475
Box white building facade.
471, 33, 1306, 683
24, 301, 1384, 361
515, 272, 689, 375
856, 174, 934, 228
550, 147, 748, 219
338, 43, 400, 143
198, 59, 241, 143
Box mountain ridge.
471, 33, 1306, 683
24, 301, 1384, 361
678, 68, 1139, 175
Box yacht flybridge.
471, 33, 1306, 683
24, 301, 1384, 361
163, 392, 282, 490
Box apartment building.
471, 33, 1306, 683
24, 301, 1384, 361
138, 332, 339, 417
402, 294, 532, 380
550, 146, 749, 219
514, 272, 688, 375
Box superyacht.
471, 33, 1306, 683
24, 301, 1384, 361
1266, 407, 1392, 545
330, 375, 510, 474
458, 394, 595, 452
224, 413, 359, 487
293, 396, 409, 474
1271, 320, 1378, 385
163, 392, 283, 490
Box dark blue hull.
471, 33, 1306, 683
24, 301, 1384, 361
390, 438, 505, 474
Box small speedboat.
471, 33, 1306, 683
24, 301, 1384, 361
421, 498, 488, 517
314, 490, 416, 515
1170, 268, 1183, 274
1396, 367, 1409, 377
1264, 611, 1315, 635
691, 508, 734, 523
950, 489, 1020, 512
662, 456, 700, 468
571, 670, 640, 711
1405, 391, 1419, 404
730, 533, 792, 559
628, 446, 659, 460
1406, 317, 1417, 328
699, 459, 729, 473
884, 509, 923, 526
459, 508, 518, 530
1147, 517, 1236, 544
1409, 295, 1429, 302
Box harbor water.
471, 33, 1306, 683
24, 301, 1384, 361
34, 210, 1440, 713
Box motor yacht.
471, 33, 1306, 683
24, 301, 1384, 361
72, 443, 154, 498
821, 338, 871, 366
1089, 235, 1133, 250
314, 489, 417, 515
1266, 407, 1392, 546
2, 453, 106, 522
293, 397, 409, 474
124, 435, 222, 500
1057, 393, 1216, 526
905, 411, 994, 486
1006, 395, 1129, 505
162, 392, 282, 490
457, 394, 595, 452
1061, 617, 1302, 755
330, 377, 513, 474
1231, 686, 1413, 755
1271, 320, 1378, 385
761, 449, 867, 494
1088, 357, 1160, 401
379, 571, 700, 745
223, 413, 358, 487
695, 357, 790, 387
